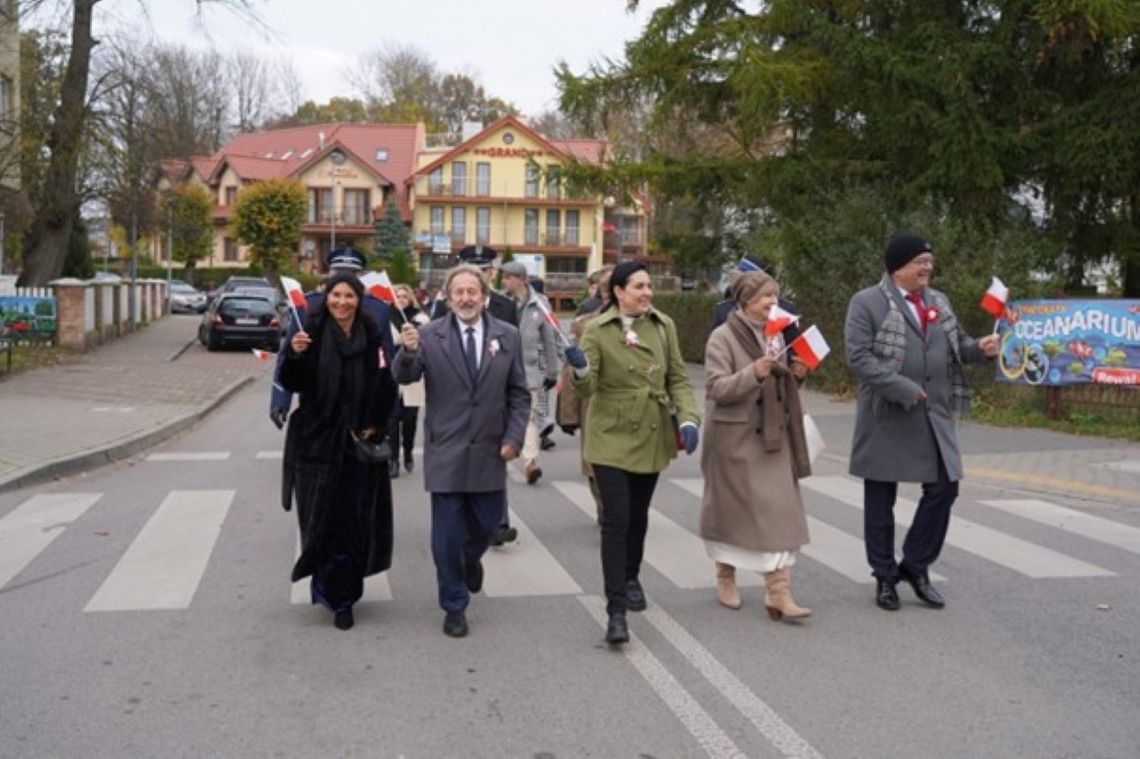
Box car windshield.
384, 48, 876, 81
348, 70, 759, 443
219, 297, 275, 316
171, 284, 197, 293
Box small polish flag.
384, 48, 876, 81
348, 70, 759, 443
533, 296, 570, 346
360, 271, 396, 304
979, 276, 1009, 319
251, 348, 273, 362
764, 303, 799, 336
789, 326, 831, 370
279, 276, 307, 310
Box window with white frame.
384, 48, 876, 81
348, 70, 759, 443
430, 206, 445, 235
565, 210, 580, 245
476, 162, 491, 196
476, 207, 491, 244
451, 207, 466, 244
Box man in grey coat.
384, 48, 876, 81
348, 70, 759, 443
395, 264, 531, 638
500, 260, 561, 484
845, 233, 999, 611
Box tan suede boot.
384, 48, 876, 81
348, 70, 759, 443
763, 568, 811, 621
715, 563, 742, 609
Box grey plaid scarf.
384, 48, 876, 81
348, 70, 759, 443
872, 275, 970, 417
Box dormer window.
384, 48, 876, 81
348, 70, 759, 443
375, 149, 389, 162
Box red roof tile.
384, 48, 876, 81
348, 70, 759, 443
551, 138, 608, 165
211, 123, 423, 220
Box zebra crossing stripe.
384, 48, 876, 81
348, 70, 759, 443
801, 476, 1114, 579
86, 490, 235, 611
670, 478, 892, 585
979, 499, 1140, 556
482, 509, 583, 596
577, 595, 746, 759
553, 480, 762, 589
0, 493, 102, 591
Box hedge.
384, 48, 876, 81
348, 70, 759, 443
652, 292, 721, 363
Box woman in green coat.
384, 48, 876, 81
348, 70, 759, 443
564, 261, 701, 645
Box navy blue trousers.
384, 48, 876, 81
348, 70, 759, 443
430, 491, 505, 613
863, 453, 959, 581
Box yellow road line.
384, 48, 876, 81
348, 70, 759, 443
967, 467, 1140, 505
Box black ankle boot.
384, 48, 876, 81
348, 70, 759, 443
605, 613, 629, 644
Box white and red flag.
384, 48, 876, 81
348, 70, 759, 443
279, 275, 307, 328
979, 276, 1009, 319
764, 303, 799, 336
360, 271, 396, 304
251, 348, 273, 362
533, 297, 570, 346
789, 326, 831, 370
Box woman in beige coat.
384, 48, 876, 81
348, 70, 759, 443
700, 271, 813, 621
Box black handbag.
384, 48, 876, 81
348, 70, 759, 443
350, 430, 392, 464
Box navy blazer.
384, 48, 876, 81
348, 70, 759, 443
394, 313, 530, 494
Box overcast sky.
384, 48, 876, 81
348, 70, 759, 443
51, 0, 673, 117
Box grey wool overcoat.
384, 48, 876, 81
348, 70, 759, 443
844, 281, 990, 483
699, 323, 809, 552
393, 313, 530, 493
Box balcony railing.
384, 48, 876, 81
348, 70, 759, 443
414, 175, 590, 201
414, 225, 592, 251
305, 211, 374, 226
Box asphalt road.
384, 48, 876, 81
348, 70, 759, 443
2, 349, 1138, 758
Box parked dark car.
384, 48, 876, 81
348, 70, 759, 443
206, 276, 273, 305
169, 282, 208, 314
198, 293, 281, 351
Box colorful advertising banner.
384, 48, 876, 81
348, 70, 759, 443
0, 296, 58, 339
997, 300, 1140, 386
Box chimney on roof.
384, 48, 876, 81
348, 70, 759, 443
319, 132, 325, 150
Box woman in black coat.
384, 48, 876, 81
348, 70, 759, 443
281, 273, 397, 630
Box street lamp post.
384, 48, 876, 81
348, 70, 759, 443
330, 180, 340, 257
166, 204, 173, 313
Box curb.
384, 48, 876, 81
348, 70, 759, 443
166, 337, 199, 362
0, 375, 255, 494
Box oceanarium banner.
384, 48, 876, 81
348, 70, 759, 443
996, 300, 1140, 386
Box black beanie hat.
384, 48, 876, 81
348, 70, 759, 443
884, 233, 933, 274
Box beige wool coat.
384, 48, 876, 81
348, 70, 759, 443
699, 321, 809, 553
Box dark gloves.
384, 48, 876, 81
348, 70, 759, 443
679, 423, 699, 455
564, 345, 587, 369
270, 407, 289, 430
542, 377, 558, 391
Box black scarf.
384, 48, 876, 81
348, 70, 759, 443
303, 310, 377, 457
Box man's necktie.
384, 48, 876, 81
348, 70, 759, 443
464, 326, 478, 380
905, 292, 926, 334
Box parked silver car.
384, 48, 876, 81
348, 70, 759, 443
169, 282, 208, 314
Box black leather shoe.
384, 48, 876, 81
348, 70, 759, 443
899, 565, 945, 608
625, 579, 647, 612
489, 526, 518, 547
389, 461, 400, 479
605, 613, 629, 645
334, 608, 354, 630
875, 579, 901, 611
464, 561, 484, 594
443, 611, 468, 638
404, 453, 414, 473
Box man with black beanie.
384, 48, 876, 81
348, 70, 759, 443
844, 232, 999, 612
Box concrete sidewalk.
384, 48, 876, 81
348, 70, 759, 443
0, 316, 271, 492
2, 323, 1136, 509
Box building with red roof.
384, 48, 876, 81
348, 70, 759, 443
157, 117, 653, 298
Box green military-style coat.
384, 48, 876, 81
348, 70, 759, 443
571, 307, 700, 474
